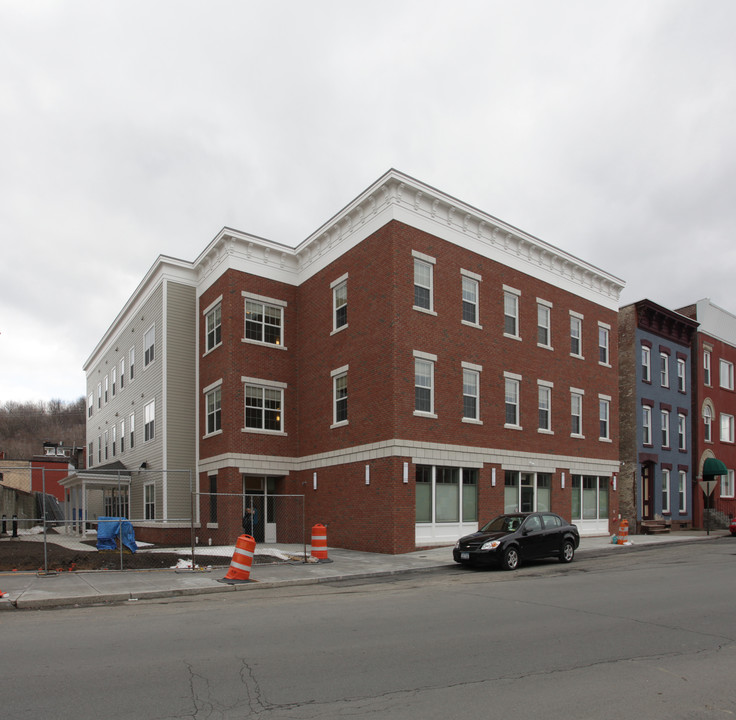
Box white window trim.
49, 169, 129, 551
599, 393, 611, 442
661, 408, 671, 448
331, 273, 349, 335
461, 269, 482, 329
413, 351, 437, 418
678, 413, 687, 451
598, 322, 611, 367
203, 295, 223, 355
642, 405, 653, 446
504, 371, 522, 430
144, 324, 156, 368
719, 359, 734, 391
462, 361, 482, 425
412, 252, 437, 316
720, 413, 735, 444
662, 468, 671, 514
678, 470, 688, 513
538, 379, 553, 435
571, 387, 585, 438
331, 365, 349, 428
570, 311, 584, 359
203, 379, 223, 439
537, 299, 553, 350
241, 292, 288, 350
503, 286, 521, 341
642, 345, 651, 383
660, 352, 670, 388
241, 376, 287, 436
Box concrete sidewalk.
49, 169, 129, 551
1, 531, 730, 611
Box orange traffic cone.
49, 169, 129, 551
218, 534, 256, 584
0, 589, 8, 599
311, 524, 332, 563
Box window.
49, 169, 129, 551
462, 366, 480, 422
703, 349, 711, 386
97, 436, 101, 464
537, 302, 551, 347
144, 483, 155, 520
144, 325, 155, 366
206, 386, 222, 435
120, 357, 125, 390
111, 367, 117, 397
88, 442, 93, 467
504, 288, 520, 338
570, 313, 583, 357
505, 374, 521, 427
642, 405, 652, 445
678, 413, 687, 451
538, 382, 552, 432
661, 409, 670, 448
129, 413, 135, 449
722, 469, 735, 498
678, 471, 687, 513
333, 368, 348, 425
144, 400, 155, 442
120, 420, 125, 453
245, 383, 283, 432
129, 346, 135, 381
332, 276, 348, 331
104, 375, 109, 403
599, 396, 610, 440
571, 475, 609, 521
415, 466, 477, 524
206, 303, 222, 352
462, 275, 479, 325
720, 359, 734, 390
88, 393, 93, 418
413, 254, 434, 311
245, 299, 283, 346
660, 352, 669, 388
598, 324, 610, 365
104, 430, 108, 460
97, 382, 102, 409
677, 358, 686, 392
571, 390, 583, 436
642, 345, 651, 383
720, 413, 734, 443
504, 471, 552, 513
704, 404, 713, 442
111, 425, 116, 457
414, 356, 435, 415
661, 468, 671, 513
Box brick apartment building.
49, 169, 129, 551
81, 170, 625, 552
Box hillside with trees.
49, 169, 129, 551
0, 398, 86, 459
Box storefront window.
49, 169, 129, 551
572, 475, 609, 521
505, 471, 551, 512
416, 465, 478, 523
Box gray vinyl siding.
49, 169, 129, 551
164, 280, 197, 519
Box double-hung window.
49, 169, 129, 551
120, 357, 125, 390
244, 379, 285, 432
703, 349, 711, 386
642, 405, 652, 445
720, 359, 734, 390
571, 390, 583, 436
97, 382, 102, 409
504, 287, 520, 338
462, 364, 481, 422
537, 301, 552, 348
660, 352, 669, 387
120, 420, 125, 453
129, 346, 136, 381
129, 413, 135, 449
332, 275, 348, 332
332, 366, 348, 425
244, 295, 285, 346
678, 471, 687, 513
721, 413, 734, 443
661, 409, 670, 448
570, 313, 583, 357
538, 381, 552, 432
704, 404, 713, 442
88, 393, 93, 418
205, 383, 222, 435
111, 367, 117, 397
599, 396, 611, 440
642, 345, 651, 383
144, 325, 155, 367
722, 469, 735, 498
111, 425, 117, 457
678, 413, 687, 451
144, 483, 155, 520
461, 273, 480, 326
104, 376, 109, 404
144, 400, 155, 441
205, 300, 222, 352
413, 252, 435, 312
504, 373, 521, 428
414, 352, 436, 416
598, 324, 610, 365
661, 468, 671, 513
677, 357, 687, 392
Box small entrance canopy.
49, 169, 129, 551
703, 457, 728, 478
59, 462, 132, 534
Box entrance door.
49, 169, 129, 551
242, 476, 277, 543
641, 463, 654, 520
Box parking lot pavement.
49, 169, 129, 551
1, 530, 728, 611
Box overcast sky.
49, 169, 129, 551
2, 0, 735, 404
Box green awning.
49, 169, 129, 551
703, 457, 728, 477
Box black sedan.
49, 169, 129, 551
453, 512, 580, 570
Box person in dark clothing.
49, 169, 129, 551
242, 506, 258, 537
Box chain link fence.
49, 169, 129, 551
1, 466, 306, 573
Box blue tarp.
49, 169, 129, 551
96, 517, 137, 553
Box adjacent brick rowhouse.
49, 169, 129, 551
198, 203, 622, 552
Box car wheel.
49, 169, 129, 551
559, 540, 575, 564
501, 546, 519, 571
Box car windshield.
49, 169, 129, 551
480, 515, 524, 533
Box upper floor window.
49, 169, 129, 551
703, 349, 711, 386
120, 357, 125, 390
129, 412, 135, 449
704, 404, 713, 442
120, 419, 125, 453
245, 382, 284, 432
504, 287, 520, 338
538, 381, 552, 432
570, 313, 583, 357
206, 302, 222, 352
720, 359, 734, 390
721, 413, 734, 443
661, 409, 670, 448
205, 384, 222, 435
598, 324, 610, 365
678, 471, 687, 513
144, 400, 155, 441
332, 368, 348, 425
660, 352, 669, 388
144, 325, 155, 367
111, 367, 117, 397
571, 390, 583, 437
332, 275, 348, 332
678, 413, 687, 451
88, 393, 93, 418
662, 468, 671, 513
413, 253, 435, 312
104, 375, 109, 403
245, 298, 284, 346
414, 353, 436, 416
599, 396, 611, 440
462, 365, 481, 422
97, 382, 102, 409
462, 274, 479, 326
642, 345, 651, 383
677, 357, 686, 393
505, 373, 521, 428
129, 346, 136, 381
722, 469, 735, 498
537, 301, 552, 348
642, 405, 652, 445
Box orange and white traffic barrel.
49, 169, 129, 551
311, 524, 331, 562
220, 534, 256, 583
617, 519, 629, 545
